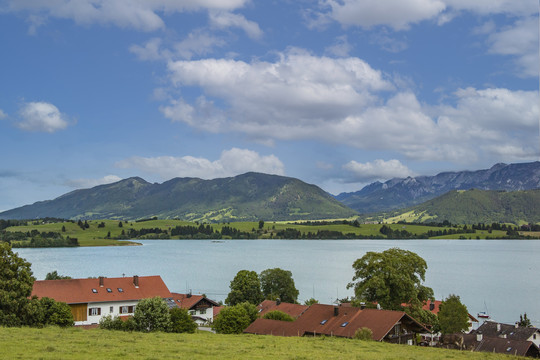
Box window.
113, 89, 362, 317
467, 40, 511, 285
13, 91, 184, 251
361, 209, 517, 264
320, 320, 327, 325
199, 309, 206, 315
189, 310, 196, 315
106, 288, 112, 293
117, 288, 123, 292
89, 307, 101, 316
533, 334, 537, 340
109, 306, 113, 313
120, 306, 135, 314
92, 288, 98, 293
341, 322, 349, 327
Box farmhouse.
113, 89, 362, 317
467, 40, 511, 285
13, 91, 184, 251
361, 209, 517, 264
31, 275, 175, 326
462, 333, 540, 357
471, 321, 540, 347
257, 299, 308, 319
245, 303, 428, 344
172, 292, 219, 325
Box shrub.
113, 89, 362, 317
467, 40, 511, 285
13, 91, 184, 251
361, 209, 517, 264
354, 327, 373, 341
263, 310, 294, 322
169, 308, 197, 333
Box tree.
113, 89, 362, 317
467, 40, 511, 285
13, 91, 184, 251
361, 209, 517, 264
405, 305, 440, 333
133, 297, 171, 332
169, 307, 197, 333
518, 313, 532, 327
0, 243, 35, 326
263, 310, 294, 322
438, 294, 469, 334
213, 304, 255, 334
34, 297, 74, 327
260, 268, 299, 304
347, 248, 434, 310
258, 220, 264, 229
304, 298, 319, 306
45, 271, 72, 280
225, 270, 263, 306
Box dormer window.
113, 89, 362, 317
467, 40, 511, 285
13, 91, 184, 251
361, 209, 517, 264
92, 288, 98, 293
117, 288, 123, 292
107, 288, 112, 293
341, 322, 349, 327
320, 320, 327, 325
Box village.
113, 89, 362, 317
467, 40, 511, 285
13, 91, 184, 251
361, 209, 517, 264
31, 273, 540, 358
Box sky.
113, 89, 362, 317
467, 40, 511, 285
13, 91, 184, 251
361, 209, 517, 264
0, 0, 539, 212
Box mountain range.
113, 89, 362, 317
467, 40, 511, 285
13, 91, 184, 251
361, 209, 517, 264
0, 172, 356, 222
336, 161, 540, 213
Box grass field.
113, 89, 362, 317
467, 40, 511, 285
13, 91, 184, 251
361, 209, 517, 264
4, 219, 532, 247
0, 327, 520, 360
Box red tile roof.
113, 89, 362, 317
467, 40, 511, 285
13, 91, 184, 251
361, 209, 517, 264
245, 304, 429, 341
172, 293, 219, 310
32, 275, 172, 304
258, 300, 308, 318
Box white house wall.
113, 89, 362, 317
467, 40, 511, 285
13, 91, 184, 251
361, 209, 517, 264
77, 300, 139, 326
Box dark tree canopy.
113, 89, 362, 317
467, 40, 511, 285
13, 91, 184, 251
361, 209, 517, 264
225, 270, 263, 306
45, 271, 72, 280
260, 268, 299, 304
438, 294, 470, 334
213, 303, 257, 334
133, 297, 171, 332
518, 313, 532, 328
347, 248, 434, 310
0, 243, 35, 326
169, 307, 197, 333
263, 310, 294, 322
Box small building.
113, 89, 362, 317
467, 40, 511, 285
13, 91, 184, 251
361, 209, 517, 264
471, 321, 540, 347
172, 292, 219, 325
462, 333, 540, 357
421, 300, 479, 332
245, 303, 429, 344
31, 275, 175, 326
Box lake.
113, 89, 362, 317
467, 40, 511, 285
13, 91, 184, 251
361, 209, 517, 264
15, 239, 540, 327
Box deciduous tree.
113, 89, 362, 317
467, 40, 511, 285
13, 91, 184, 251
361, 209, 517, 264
225, 270, 263, 306
438, 294, 469, 334
133, 297, 171, 332
169, 307, 197, 333
347, 248, 433, 310
213, 303, 255, 334
260, 268, 299, 304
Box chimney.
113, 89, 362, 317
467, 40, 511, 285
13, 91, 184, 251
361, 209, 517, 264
276, 298, 281, 305
360, 302, 366, 310
477, 333, 483, 342
334, 305, 339, 317
133, 275, 139, 288
187, 290, 192, 298
99, 276, 104, 287
496, 323, 501, 332
429, 302, 435, 311
515, 323, 519, 329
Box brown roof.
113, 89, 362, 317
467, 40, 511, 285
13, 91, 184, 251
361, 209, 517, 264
213, 306, 224, 317
258, 300, 308, 318
31, 275, 172, 304
463, 334, 540, 357
171, 293, 219, 310
472, 321, 540, 342
245, 304, 429, 340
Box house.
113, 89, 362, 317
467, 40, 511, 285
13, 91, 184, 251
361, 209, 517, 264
257, 299, 308, 319
245, 303, 429, 344
471, 321, 540, 347
421, 300, 479, 332
171, 292, 219, 325
462, 333, 540, 357
31, 275, 176, 326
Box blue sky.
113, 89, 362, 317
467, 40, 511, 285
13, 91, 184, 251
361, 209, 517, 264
0, 0, 538, 211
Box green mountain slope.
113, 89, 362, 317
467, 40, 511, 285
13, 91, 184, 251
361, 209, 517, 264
0, 173, 357, 222
378, 189, 540, 225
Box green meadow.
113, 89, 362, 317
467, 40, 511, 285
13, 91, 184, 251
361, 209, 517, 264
0, 327, 520, 360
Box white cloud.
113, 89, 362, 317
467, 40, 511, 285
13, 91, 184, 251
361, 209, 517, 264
4, 0, 251, 32
65, 175, 122, 189
116, 148, 285, 180
209, 11, 262, 39
0, 109, 7, 119
486, 16, 539, 78
343, 159, 416, 182
173, 31, 227, 59
16, 101, 69, 133
319, 0, 537, 30
130, 38, 169, 61
324, 35, 352, 57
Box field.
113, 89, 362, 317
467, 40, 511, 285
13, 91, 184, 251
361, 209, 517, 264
0, 327, 520, 360
3, 219, 533, 247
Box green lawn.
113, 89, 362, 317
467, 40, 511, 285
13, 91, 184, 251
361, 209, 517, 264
0, 327, 520, 360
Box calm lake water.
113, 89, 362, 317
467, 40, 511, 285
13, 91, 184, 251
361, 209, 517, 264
15, 239, 540, 327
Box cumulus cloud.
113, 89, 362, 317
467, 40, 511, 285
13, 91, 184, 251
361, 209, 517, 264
0, 109, 7, 119
209, 11, 262, 39
116, 148, 285, 180
161, 48, 539, 164
486, 16, 539, 78
65, 175, 122, 189
319, 0, 538, 30
343, 159, 416, 182
16, 101, 69, 133
4, 0, 251, 32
